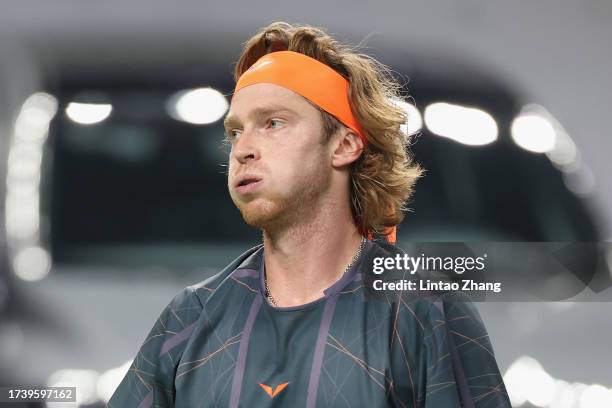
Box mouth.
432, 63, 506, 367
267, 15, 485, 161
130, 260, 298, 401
234, 175, 263, 194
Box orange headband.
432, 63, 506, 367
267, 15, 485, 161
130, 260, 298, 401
234, 50, 366, 144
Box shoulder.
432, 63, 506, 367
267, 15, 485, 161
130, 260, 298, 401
187, 243, 264, 307
153, 243, 264, 343
108, 244, 265, 407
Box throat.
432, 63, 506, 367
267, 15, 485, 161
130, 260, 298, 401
262, 236, 366, 307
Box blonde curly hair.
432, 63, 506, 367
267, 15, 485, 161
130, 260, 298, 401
233, 22, 423, 236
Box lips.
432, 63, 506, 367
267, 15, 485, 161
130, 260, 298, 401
234, 174, 263, 194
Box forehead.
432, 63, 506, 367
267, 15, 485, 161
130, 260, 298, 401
225, 83, 316, 123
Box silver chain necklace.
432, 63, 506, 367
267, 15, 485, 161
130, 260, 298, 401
264, 237, 367, 307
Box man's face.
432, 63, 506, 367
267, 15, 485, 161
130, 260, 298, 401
224, 83, 333, 230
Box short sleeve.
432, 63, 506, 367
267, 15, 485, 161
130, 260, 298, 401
420, 292, 511, 408
107, 287, 203, 408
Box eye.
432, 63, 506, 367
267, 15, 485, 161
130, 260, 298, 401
225, 129, 242, 142
268, 119, 283, 129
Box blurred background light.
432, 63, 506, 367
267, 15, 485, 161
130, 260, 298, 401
14, 92, 58, 141
424, 102, 497, 146
6, 199, 40, 240
65, 102, 113, 125
546, 127, 579, 172
504, 356, 612, 407
10, 92, 57, 145
549, 380, 577, 408
392, 98, 423, 136
513, 104, 580, 170
6, 92, 56, 261
511, 113, 557, 153
12, 246, 51, 281
166, 87, 228, 125
7, 144, 43, 180
47, 369, 100, 406
579, 384, 612, 408
563, 164, 596, 197
509, 104, 597, 198
504, 356, 555, 407
97, 360, 131, 403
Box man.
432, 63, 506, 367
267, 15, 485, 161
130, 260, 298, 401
109, 22, 511, 407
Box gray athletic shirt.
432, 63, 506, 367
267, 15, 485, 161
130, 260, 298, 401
108, 240, 511, 407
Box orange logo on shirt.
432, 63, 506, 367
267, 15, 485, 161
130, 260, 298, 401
259, 382, 290, 398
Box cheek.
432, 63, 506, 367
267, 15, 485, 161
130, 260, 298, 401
268, 150, 301, 186
227, 160, 238, 185
271, 147, 327, 188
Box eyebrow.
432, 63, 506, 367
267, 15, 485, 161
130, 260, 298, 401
223, 105, 298, 131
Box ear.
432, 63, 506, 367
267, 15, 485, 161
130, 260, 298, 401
331, 127, 364, 168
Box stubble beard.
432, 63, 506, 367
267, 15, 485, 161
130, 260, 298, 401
231, 167, 330, 233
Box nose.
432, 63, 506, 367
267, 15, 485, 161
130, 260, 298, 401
231, 129, 260, 164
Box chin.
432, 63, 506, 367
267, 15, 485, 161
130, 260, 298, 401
236, 199, 286, 229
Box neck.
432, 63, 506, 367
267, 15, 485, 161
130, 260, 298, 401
262, 197, 364, 307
